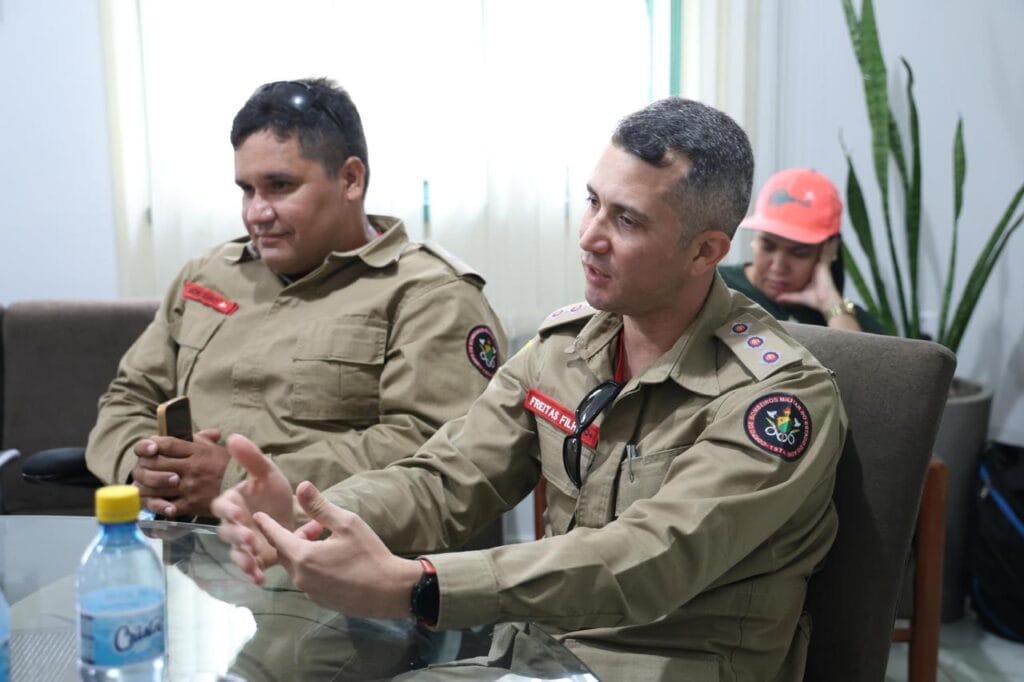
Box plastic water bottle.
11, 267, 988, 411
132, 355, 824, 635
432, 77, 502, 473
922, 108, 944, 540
0, 586, 10, 682
77, 485, 166, 681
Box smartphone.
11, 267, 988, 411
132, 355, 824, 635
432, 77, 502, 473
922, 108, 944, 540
157, 396, 193, 441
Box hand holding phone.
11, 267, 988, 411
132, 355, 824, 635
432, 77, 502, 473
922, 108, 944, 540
157, 396, 193, 441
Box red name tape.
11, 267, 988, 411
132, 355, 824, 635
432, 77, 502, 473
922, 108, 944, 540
523, 388, 599, 448
183, 282, 239, 315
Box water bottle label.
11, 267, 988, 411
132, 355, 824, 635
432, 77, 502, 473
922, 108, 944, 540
80, 586, 165, 667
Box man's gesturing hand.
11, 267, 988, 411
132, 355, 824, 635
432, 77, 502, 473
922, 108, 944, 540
253, 481, 422, 620
213, 434, 298, 584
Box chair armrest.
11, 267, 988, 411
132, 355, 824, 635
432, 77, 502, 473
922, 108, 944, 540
21, 447, 103, 488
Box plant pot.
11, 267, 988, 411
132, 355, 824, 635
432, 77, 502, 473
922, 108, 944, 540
932, 377, 993, 622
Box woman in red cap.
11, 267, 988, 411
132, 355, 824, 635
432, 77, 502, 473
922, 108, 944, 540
719, 168, 884, 333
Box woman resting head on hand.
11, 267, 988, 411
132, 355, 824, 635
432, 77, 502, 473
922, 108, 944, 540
720, 168, 885, 333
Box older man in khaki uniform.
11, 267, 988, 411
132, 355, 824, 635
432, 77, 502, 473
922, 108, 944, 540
87, 78, 504, 519
212, 98, 846, 681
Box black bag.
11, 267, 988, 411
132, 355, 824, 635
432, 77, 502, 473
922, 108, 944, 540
968, 441, 1024, 641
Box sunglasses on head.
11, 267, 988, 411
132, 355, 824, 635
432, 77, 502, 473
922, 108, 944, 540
257, 80, 346, 133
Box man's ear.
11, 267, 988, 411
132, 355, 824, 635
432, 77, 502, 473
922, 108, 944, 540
339, 156, 366, 201
687, 230, 732, 275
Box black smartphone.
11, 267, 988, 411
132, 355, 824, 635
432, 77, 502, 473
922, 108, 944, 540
157, 396, 193, 441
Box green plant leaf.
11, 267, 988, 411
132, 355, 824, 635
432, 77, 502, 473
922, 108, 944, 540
938, 118, 966, 342
842, 242, 892, 334
902, 59, 922, 339
848, 0, 911, 334
943, 182, 1024, 352
844, 152, 898, 334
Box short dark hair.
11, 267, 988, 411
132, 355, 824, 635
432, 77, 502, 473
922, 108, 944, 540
612, 97, 753, 240
230, 77, 370, 191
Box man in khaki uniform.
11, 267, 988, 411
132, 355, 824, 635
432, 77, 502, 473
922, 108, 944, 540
212, 98, 846, 681
86, 78, 505, 519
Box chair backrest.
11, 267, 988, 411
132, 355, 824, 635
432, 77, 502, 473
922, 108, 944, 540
781, 323, 957, 682
1, 299, 160, 513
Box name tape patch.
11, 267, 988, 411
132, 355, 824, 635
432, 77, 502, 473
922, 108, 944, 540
183, 282, 239, 315
523, 388, 599, 448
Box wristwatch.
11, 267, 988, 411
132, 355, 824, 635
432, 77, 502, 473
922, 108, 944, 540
410, 558, 439, 626
826, 298, 856, 320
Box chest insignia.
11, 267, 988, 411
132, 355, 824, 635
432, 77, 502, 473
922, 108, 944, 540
523, 388, 599, 448
744, 393, 812, 461
466, 325, 500, 378
183, 281, 239, 315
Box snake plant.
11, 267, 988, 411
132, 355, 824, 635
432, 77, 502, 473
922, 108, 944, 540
840, 0, 1024, 353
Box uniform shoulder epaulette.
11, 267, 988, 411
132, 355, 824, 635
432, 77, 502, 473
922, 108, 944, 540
714, 315, 803, 382
538, 301, 597, 335
419, 241, 484, 284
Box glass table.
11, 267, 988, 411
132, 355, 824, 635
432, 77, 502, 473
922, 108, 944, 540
0, 515, 596, 681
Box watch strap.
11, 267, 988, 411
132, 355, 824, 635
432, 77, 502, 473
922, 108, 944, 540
410, 558, 439, 626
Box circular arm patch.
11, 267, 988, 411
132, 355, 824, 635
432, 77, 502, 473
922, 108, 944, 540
744, 393, 812, 461
466, 325, 500, 378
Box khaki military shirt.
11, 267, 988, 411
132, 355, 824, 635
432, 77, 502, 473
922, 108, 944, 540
86, 216, 506, 492
323, 275, 846, 681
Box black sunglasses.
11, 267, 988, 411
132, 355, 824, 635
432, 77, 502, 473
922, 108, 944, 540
562, 380, 623, 488
257, 80, 347, 133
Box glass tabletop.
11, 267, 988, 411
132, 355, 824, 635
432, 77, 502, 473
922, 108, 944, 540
0, 515, 596, 681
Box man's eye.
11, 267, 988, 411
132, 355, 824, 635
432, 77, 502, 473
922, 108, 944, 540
270, 180, 292, 191
618, 214, 637, 228
584, 195, 598, 210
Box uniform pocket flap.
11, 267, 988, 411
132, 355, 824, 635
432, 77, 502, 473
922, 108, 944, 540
293, 318, 386, 365
175, 307, 226, 350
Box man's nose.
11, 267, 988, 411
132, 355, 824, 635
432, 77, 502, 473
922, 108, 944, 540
579, 215, 610, 253
245, 195, 274, 224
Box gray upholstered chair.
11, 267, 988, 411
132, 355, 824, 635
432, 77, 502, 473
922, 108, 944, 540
783, 323, 956, 682
0, 299, 159, 514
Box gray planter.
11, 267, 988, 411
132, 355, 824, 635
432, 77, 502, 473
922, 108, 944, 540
932, 377, 993, 622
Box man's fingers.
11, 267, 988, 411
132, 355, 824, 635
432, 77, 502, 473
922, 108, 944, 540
295, 481, 349, 531
142, 496, 177, 517
196, 428, 222, 443
229, 545, 265, 585
296, 519, 325, 541
227, 434, 276, 479
134, 439, 159, 457
253, 511, 302, 564
132, 466, 180, 490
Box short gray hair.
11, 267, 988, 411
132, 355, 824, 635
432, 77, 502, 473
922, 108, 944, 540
612, 97, 753, 240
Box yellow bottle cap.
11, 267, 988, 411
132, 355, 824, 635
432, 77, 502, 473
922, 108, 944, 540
95, 485, 140, 523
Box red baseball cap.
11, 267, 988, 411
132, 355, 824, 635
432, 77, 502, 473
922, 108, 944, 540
739, 168, 842, 244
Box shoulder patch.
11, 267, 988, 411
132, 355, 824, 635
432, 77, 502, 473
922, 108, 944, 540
466, 325, 500, 378
744, 392, 812, 461
714, 316, 800, 381
538, 302, 597, 334
419, 241, 484, 284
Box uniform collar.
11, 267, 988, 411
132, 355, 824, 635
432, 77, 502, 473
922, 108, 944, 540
569, 273, 734, 397
326, 214, 409, 269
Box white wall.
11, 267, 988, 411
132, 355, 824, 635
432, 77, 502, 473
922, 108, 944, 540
754, 0, 1024, 445
0, 0, 119, 303
2, 0, 1021, 447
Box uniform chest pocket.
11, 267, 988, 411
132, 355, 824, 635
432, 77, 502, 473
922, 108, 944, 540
535, 420, 579, 536
614, 445, 686, 517
289, 318, 387, 422
173, 307, 226, 394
